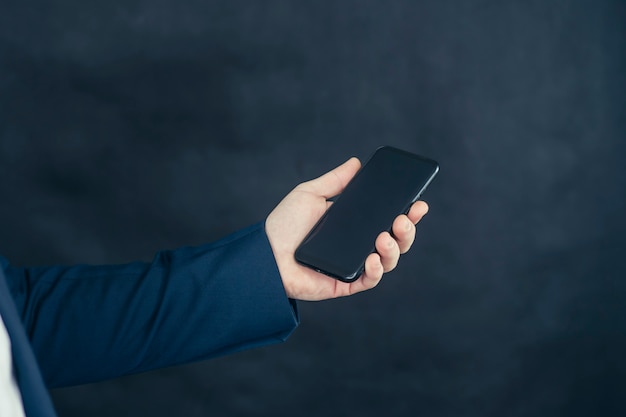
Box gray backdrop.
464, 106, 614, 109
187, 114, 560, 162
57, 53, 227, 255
1, 0, 625, 416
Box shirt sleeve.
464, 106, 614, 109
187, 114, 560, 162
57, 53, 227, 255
1, 222, 299, 388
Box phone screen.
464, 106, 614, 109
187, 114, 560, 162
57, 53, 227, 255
295, 146, 439, 282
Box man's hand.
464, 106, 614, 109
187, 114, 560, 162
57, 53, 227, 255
265, 157, 429, 301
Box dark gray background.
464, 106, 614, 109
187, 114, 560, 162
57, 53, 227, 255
1, 0, 625, 416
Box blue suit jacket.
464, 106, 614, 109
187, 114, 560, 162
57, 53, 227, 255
0, 222, 299, 417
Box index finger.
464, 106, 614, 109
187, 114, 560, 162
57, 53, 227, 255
407, 201, 429, 224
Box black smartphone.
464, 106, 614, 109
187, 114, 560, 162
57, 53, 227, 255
295, 146, 439, 282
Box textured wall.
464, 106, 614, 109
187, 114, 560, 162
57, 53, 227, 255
1, 1, 625, 416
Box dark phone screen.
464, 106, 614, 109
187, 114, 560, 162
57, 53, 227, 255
295, 147, 439, 281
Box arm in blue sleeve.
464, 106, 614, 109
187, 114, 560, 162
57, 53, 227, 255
2, 222, 299, 388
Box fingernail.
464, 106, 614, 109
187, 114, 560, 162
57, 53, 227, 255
405, 218, 412, 231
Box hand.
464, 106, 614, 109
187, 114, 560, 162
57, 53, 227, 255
265, 157, 429, 301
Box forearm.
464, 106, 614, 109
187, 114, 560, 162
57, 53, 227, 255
3, 222, 298, 388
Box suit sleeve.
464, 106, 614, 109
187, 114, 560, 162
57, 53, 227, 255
1, 222, 299, 388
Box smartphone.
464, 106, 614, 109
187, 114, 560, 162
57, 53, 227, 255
295, 146, 439, 282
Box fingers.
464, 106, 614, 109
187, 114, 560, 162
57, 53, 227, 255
376, 231, 400, 272
300, 157, 361, 198
407, 200, 429, 224
347, 202, 431, 295
363, 202, 430, 277
390, 201, 429, 254
392, 215, 416, 254
357, 252, 385, 291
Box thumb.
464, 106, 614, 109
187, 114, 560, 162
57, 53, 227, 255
303, 157, 361, 198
